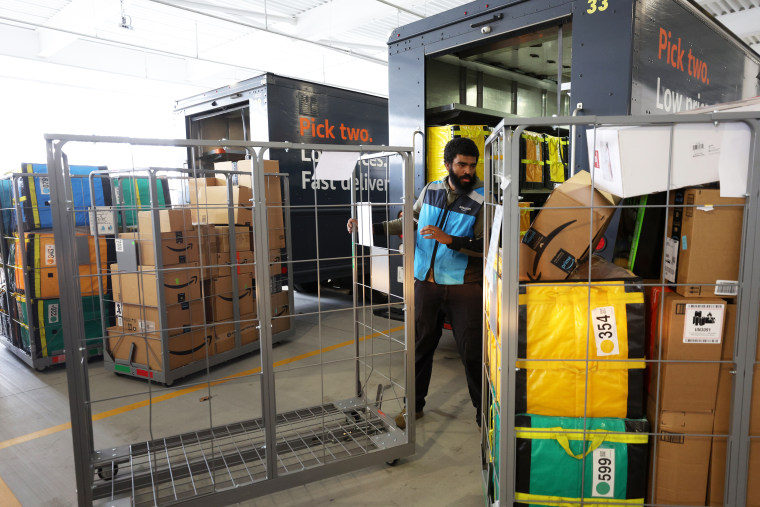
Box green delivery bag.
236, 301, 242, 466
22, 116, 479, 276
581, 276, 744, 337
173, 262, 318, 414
515, 414, 648, 506
116, 177, 171, 228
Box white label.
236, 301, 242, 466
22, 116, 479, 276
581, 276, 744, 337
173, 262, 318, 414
113, 185, 121, 204
117, 316, 123, 327
89, 207, 115, 235
683, 304, 725, 343
663, 237, 679, 283
592, 306, 620, 357
592, 448, 615, 498
39, 176, 50, 195
714, 280, 739, 297
48, 303, 59, 324
114, 302, 123, 317
139, 319, 156, 332
45, 244, 56, 265
397, 266, 404, 283
115, 238, 124, 253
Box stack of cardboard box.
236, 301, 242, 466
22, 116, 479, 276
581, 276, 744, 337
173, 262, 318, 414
108, 209, 210, 371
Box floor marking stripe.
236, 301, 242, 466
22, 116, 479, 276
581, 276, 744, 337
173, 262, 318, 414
0, 325, 404, 451
0, 474, 22, 506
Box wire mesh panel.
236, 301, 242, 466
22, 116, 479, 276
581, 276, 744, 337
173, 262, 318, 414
481, 112, 760, 507
44, 135, 414, 506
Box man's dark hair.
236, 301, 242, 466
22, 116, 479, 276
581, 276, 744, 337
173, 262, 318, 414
443, 137, 480, 166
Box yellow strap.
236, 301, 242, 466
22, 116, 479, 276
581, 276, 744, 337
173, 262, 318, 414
515, 359, 646, 370
521, 159, 545, 165
555, 431, 605, 459
515, 493, 644, 506
515, 427, 648, 445
25, 164, 41, 228
134, 179, 141, 207
37, 301, 47, 358
519, 288, 644, 306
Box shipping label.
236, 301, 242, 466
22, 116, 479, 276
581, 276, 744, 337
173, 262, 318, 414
48, 303, 59, 324
683, 303, 724, 343
592, 306, 620, 357
115, 238, 124, 253
663, 237, 679, 283
89, 207, 116, 236
592, 447, 615, 498
45, 244, 56, 266
714, 280, 739, 297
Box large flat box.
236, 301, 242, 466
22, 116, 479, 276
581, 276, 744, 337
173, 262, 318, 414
188, 177, 252, 226
519, 172, 617, 281
271, 290, 291, 334
111, 262, 202, 307
211, 314, 258, 354
137, 209, 193, 234
586, 123, 751, 198
206, 274, 254, 322
664, 188, 744, 298
107, 326, 212, 371
117, 231, 200, 267
121, 300, 204, 336
217, 160, 285, 249
651, 293, 725, 412
647, 402, 715, 506
210, 250, 254, 278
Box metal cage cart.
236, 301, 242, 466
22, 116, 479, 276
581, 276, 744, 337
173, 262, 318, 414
482, 112, 760, 506
0, 167, 110, 369
45, 134, 415, 506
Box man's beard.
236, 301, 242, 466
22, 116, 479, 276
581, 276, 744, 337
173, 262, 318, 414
448, 167, 475, 192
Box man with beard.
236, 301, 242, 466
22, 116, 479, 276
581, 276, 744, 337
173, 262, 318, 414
347, 137, 485, 429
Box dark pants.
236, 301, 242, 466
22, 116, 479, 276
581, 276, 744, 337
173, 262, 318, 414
414, 279, 483, 419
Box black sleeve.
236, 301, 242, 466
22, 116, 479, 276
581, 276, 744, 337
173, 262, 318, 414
372, 223, 385, 235
448, 235, 484, 253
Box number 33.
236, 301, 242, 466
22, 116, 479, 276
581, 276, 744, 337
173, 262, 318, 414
587, 0, 609, 14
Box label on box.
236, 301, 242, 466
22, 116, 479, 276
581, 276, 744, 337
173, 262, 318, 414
48, 303, 59, 324
138, 319, 156, 332
592, 306, 620, 357
683, 304, 725, 343
592, 447, 615, 498
115, 238, 124, 252
114, 302, 123, 317
663, 237, 679, 283
39, 176, 50, 195
714, 280, 739, 297
89, 207, 116, 236
113, 185, 121, 204
117, 316, 123, 327
45, 244, 56, 265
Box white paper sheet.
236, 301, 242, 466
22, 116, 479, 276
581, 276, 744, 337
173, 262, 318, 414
356, 202, 374, 247
314, 151, 359, 181
486, 205, 503, 335
718, 122, 751, 197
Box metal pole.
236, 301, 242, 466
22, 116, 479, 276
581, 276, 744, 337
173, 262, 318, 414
47, 140, 95, 506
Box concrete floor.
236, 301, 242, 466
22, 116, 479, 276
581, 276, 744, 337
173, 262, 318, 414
0, 288, 484, 506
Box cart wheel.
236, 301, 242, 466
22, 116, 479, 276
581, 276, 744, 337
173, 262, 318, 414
163, 380, 174, 388
35, 366, 46, 372
97, 463, 119, 481
386, 458, 400, 467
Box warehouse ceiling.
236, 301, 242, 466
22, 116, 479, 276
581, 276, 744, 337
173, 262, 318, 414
0, 0, 758, 97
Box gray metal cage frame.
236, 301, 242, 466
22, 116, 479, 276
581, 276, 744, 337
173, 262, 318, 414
43, 135, 417, 506
482, 112, 760, 506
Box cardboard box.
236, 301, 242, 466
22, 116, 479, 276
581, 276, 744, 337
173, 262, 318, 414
269, 248, 283, 277
749, 440, 760, 507
206, 274, 255, 322
107, 326, 213, 371
137, 209, 193, 234
111, 262, 202, 307
117, 231, 200, 267
519, 171, 617, 281
188, 177, 252, 226
215, 226, 251, 253
217, 160, 285, 249
121, 300, 204, 336
271, 290, 291, 334
210, 250, 254, 278
664, 188, 744, 298
587, 123, 750, 198
211, 314, 258, 354
196, 224, 218, 268
651, 293, 725, 412
647, 402, 716, 506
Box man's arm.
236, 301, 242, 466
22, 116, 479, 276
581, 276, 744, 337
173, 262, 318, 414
347, 185, 425, 236
447, 207, 484, 257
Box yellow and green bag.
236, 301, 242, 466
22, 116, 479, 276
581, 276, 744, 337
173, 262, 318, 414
426, 124, 490, 183
520, 132, 545, 189
516, 273, 645, 419
515, 414, 649, 506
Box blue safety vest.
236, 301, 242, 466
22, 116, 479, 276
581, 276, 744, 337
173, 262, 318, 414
414, 180, 484, 285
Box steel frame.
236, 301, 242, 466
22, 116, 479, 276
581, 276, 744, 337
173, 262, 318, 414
482, 112, 760, 506
44, 135, 416, 506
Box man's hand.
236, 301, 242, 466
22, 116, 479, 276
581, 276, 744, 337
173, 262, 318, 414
347, 218, 358, 234
420, 225, 452, 245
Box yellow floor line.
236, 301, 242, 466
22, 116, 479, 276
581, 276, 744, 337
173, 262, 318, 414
0, 325, 404, 451
0, 474, 22, 507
